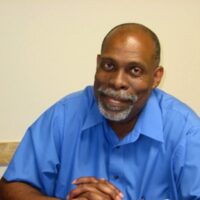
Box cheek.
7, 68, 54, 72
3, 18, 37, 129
94, 73, 104, 93
129, 78, 153, 96
94, 71, 110, 86
130, 79, 153, 110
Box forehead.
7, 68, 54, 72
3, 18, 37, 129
101, 31, 156, 67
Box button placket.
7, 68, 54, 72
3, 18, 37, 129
108, 145, 124, 190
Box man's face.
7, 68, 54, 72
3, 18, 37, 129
94, 31, 163, 122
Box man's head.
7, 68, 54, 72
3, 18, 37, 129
94, 23, 164, 123
101, 23, 161, 66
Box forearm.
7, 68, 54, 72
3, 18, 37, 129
0, 178, 59, 200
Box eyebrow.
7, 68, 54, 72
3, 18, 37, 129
127, 61, 146, 69
99, 56, 115, 62
100, 56, 147, 69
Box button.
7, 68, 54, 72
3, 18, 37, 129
113, 175, 119, 180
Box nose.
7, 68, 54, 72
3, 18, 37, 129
109, 70, 129, 90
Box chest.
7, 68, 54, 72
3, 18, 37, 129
57, 132, 173, 200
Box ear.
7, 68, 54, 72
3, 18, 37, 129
96, 54, 101, 69
152, 66, 164, 88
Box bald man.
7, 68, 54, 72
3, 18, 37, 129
0, 23, 200, 200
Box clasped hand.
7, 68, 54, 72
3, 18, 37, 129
67, 177, 123, 200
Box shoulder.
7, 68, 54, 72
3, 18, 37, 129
40, 86, 95, 121
59, 86, 94, 106
153, 88, 200, 129
29, 86, 95, 141
34, 84, 95, 143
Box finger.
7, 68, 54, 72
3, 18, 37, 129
99, 179, 122, 193
72, 198, 88, 200
94, 180, 123, 200
72, 182, 122, 200
68, 194, 88, 200
79, 191, 111, 200
71, 178, 123, 200
73, 177, 122, 195
73, 176, 98, 185
68, 184, 99, 199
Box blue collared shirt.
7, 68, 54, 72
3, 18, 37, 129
4, 86, 200, 200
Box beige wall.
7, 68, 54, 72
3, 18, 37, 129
0, 0, 200, 144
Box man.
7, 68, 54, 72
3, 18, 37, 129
0, 23, 200, 200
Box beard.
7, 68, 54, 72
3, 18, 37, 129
96, 86, 138, 122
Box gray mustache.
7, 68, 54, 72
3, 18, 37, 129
98, 87, 138, 103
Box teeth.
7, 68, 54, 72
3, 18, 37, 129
108, 97, 124, 105
110, 98, 121, 103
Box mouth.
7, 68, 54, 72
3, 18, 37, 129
100, 94, 132, 111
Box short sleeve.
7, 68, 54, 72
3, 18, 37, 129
3, 103, 65, 196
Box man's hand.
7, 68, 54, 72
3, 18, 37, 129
67, 177, 123, 200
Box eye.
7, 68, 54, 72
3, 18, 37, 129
101, 62, 115, 71
130, 66, 142, 76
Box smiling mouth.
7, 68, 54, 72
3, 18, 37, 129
100, 94, 131, 111
106, 96, 128, 105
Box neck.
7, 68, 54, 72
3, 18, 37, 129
108, 116, 138, 139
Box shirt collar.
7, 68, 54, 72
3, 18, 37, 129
81, 88, 164, 143
134, 89, 164, 143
